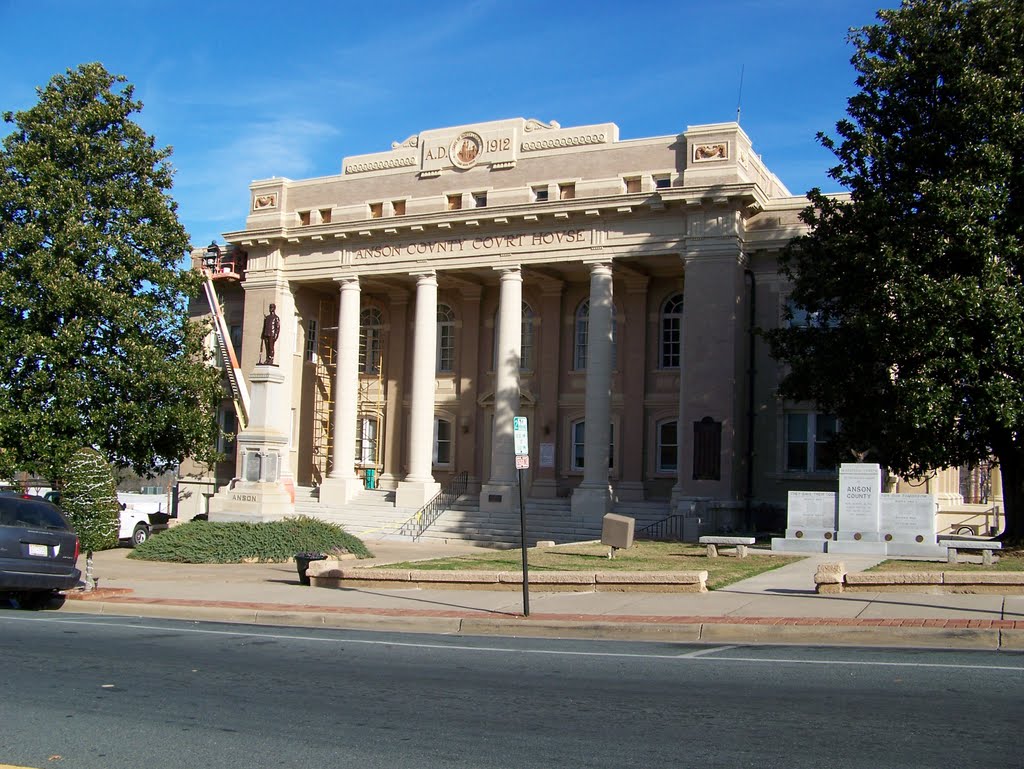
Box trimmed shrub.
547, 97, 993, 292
61, 447, 119, 551
129, 516, 372, 563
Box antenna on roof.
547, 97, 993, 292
736, 64, 745, 124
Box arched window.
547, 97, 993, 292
573, 299, 617, 370
436, 304, 455, 373
359, 307, 383, 374
660, 293, 684, 369
656, 419, 678, 473
569, 420, 615, 471
493, 302, 536, 371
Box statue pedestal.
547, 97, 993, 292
209, 366, 296, 522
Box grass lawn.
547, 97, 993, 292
373, 540, 802, 590
869, 545, 1024, 573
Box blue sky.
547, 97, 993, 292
1, 0, 893, 253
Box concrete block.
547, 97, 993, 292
500, 572, 594, 585
342, 568, 410, 581
814, 562, 846, 584
943, 572, 1024, 585
846, 572, 942, 585
409, 570, 500, 583
535, 540, 557, 548
601, 514, 635, 550
816, 583, 844, 594
595, 571, 707, 585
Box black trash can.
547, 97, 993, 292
295, 552, 327, 586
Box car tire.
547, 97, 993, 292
17, 591, 63, 611
131, 523, 150, 547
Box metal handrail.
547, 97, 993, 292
635, 515, 686, 541
396, 472, 469, 541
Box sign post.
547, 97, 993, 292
513, 416, 530, 617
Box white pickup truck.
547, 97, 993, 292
43, 492, 169, 547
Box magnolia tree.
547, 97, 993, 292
0, 63, 223, 486
765, 0, 1024, 541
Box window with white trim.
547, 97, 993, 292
660, 293, 684, 368
433, 418, 453, 466
785, 412, 838, 472
573, 299, 617, 370
656, 419, 678, 473
359, 307, 382, 374
357, 416, 378, 466
570, 420, 615, 471
493, 302, 535, 371
305, 319, 318, 363
437, 304, 455, 373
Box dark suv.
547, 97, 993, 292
0, 493, 81, 609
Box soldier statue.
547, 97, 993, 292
260, 304, 281, 365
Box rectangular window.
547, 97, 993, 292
447, 194, 462, 211
368, 202, 383, 219
437, 323, 454, 373
559, 183, 575, 200
624, 176, 641, 194
786, 412, 838, 472
657, 421, 678, 472
654, 175, 671, 189
305, 319, 318, 363
319, 208, 332, 224
357, 417, 378, 466
392, 199, 406, 216
359, 329, 381, 374
570, 422, 615, 470
433, 418, 452, 465
218, 408, 237, 455
298, 210, 311, 226
473, 192, 487, 208
229, 324, 242, 354
532, 186, 549, 202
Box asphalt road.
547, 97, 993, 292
2, 611, 1023, 769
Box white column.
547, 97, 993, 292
320, 276, 363, 504
480, 266, 522, 512
572, 262, 614, 516
396, 272, 442, 508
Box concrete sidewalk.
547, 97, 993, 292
57, 543, 1024, 650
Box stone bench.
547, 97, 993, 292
937, 537, 1002, 566
699, 536, 756, 558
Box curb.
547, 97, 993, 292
58, 597, 1024, 650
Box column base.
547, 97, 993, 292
208, 481, 295, 522
614, 481, 645, 502
318, 475, 365, 507
396, 480, 441, 509
529, 478, 558, 499
480, 483, 518, 513
571, 485, 612, 517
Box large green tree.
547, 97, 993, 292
766, 0, 1024, 541
0, 63, 223, 485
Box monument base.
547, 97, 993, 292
208, 481, 295, 522
827, 540, 889, 555
771, 537, 829, 553
885, 542, 948, 558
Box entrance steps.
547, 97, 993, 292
293, 487, 673, 547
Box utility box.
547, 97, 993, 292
601, 513, 635, 551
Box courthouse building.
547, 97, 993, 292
180, 117, 884, 537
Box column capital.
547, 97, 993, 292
410, 269, 437, 283
493, 264, 522, 279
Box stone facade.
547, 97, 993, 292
181, 117, 845, 530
